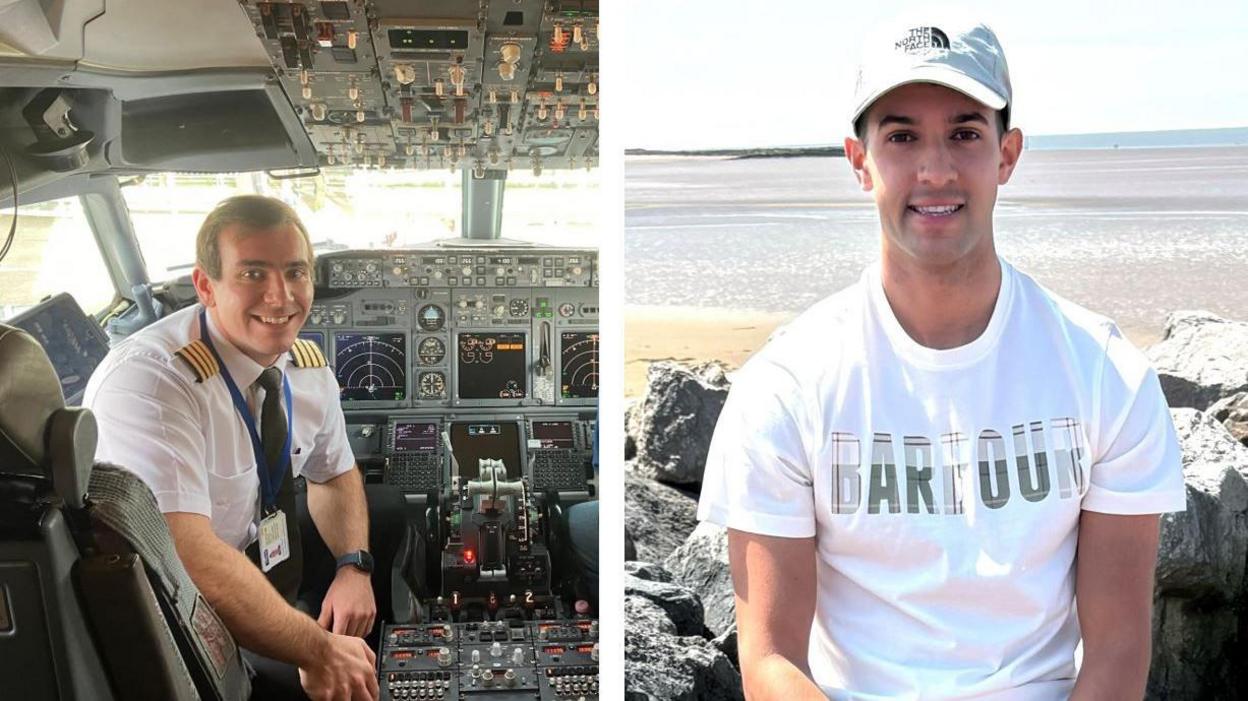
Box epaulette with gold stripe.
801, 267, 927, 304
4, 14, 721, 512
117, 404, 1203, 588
174, 340, 220, 383
289, 338, 327, 368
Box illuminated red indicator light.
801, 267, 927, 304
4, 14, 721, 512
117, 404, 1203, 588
464, 549, 475, 563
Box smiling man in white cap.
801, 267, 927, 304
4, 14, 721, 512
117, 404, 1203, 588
698, 16, 1186, 701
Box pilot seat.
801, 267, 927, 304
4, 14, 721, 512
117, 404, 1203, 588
0, 322, 251, 700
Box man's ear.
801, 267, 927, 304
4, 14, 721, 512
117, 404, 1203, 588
844, 136, 873, 191
998, 127, 1024, 185
191, 267, 216, 308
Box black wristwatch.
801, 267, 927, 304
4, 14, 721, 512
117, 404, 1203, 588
336, 550, 374, 574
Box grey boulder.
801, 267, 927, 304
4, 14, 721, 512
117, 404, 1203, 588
1209, 392, 1248, 447
625, 564, 705, 637
1148, 408, 1248, 700
627, 361, 731, 485
625, 468, 702, 563
625, 629, 744, 701
1149, 312, 1248, 411
664, 522, 736, 637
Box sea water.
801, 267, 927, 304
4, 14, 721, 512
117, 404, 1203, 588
626, 147, 1248, 344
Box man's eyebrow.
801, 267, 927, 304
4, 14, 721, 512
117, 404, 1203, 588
877, 115, 914, 129
950, 113, 989, 125
237, 259, 309, 268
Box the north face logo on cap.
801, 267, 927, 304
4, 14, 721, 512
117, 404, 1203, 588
895, 26, 950, 53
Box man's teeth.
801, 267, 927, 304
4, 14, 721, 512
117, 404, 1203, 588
259, 315, 291, 325
911, 204, 962, 215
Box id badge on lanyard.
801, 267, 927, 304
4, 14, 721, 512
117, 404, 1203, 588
259, 510, 290, 572
198, 310, 294, 573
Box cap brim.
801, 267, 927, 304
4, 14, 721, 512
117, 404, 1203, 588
850, 65, 1008, 127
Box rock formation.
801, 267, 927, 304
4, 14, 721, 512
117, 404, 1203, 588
625, 320, 1248, 699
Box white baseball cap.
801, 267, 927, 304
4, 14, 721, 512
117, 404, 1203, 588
850, 18, 1012, 132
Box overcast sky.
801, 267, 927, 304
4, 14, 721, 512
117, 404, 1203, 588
619, 0, 1248, 149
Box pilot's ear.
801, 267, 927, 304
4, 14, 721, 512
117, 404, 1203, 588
844, 136, 873, 191
191, 267, 216, 308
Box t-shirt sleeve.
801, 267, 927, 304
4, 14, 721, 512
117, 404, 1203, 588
1082, 328, 1187, 515
698, 357, 817, 538
300, 370, 357, 483
85, 352, 212, 517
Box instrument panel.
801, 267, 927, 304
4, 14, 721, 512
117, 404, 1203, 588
308, 248, 598, 411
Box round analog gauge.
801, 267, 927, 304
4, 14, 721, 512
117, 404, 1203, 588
418, 337, 445, 365
558, 302, 576, 318
418, 304, 445, 331
509, 298, 530, 317
418, 372, 446, 399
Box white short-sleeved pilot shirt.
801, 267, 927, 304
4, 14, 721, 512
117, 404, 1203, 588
698, 258, 1187, 700
84, 304, 355, 551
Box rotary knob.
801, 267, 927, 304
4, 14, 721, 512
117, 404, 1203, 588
481, 670, 495, 687
436, 647, 451, 667
471, 649, 481, 663
572, 266, 582, 275
490, 641, 503, 658
494, 305, 506, 316
309, 311, 323, 325
503, 669, 516, 687
591, 643, 600, 662
496, 266, 505, 275
462, 266, 472, 276
512, 647, 525, 665
332, 311, 346, 325
365, 262, 377, 273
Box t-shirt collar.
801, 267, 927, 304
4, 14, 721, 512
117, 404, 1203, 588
866, 255, 1015, 370
200, 305, 291, 387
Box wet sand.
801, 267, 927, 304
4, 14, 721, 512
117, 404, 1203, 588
625, 304, 1162, 399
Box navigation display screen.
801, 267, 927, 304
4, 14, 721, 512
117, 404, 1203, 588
457, 332, 527, 400
532, 421, 574, 449
393, 421, 439, 453
560, 331, 599, 399
335, 332, 407, 401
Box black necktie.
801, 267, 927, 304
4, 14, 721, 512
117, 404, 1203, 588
247, 366, 302, 603
256, 367, 287, 478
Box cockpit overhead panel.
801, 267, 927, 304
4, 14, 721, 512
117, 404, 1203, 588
239, 0, 600, 174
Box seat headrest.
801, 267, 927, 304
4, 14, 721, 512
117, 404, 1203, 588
0, 324, 66, 477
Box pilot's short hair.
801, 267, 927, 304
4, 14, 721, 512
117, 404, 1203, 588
195, 195, 315, 280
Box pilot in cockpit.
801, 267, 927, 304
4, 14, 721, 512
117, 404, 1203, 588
83, 195, 404, 701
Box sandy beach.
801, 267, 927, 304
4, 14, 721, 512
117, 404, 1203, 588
626, 304, 1163, 399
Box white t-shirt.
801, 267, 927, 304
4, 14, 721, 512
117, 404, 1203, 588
84, 304, 356, 550
698, 258, 1186, 700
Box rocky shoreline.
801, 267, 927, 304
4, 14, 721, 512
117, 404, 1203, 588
623, 310, 1248, 701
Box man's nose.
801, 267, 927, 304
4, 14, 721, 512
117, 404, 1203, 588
264, 273, 293, 305
917, 141, 958, 187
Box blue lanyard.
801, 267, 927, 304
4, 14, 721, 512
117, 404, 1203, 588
198, 310, 293, 513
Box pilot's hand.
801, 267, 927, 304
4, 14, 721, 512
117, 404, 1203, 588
299, 632, 378, 701
318, 567, 377, 638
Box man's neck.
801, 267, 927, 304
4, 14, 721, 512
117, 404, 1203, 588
879, 245, 1002, 350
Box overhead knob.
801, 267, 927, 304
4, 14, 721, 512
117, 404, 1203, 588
490, 641, 503, 658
